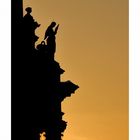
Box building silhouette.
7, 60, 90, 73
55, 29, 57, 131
12, 1, 79, 140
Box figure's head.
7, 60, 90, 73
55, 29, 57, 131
50, 22, 56, 27
25, 7, 32, 14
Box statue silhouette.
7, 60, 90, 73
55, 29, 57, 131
23, 7, 40, 50
12, 2, 79, 140
44, 22, 59, 59
24, 7, 34, 26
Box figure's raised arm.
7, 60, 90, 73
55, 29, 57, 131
54, 24, 59, 35
44, 29, 48, 40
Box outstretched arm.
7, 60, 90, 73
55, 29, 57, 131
54, 24, 59, 35
44, 29, 48, 40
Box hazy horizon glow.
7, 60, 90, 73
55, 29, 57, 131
24, 0, 128, 140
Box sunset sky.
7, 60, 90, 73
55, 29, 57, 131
23, 0, 128, 140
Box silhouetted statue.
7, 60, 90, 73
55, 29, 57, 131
44, 22, 59, 59
23, 7, 34, 26
12, 2, 79, 140
23, 7, 40, 49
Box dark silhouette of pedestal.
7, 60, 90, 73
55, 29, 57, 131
12, 1, 79, 140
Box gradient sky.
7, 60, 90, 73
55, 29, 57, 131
23, 0, 128, 140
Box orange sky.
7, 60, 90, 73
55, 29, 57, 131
23, 0, 128, 140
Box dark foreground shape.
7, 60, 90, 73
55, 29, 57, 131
12, 1, 79, 140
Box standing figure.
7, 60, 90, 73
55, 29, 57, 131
23, 7, 40, 50
44, 22, 59, 59
23, 7, 35, 38
23, 7, 34, 27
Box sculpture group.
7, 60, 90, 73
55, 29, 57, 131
23, 7, 60, 60
12, 6, 79, 140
